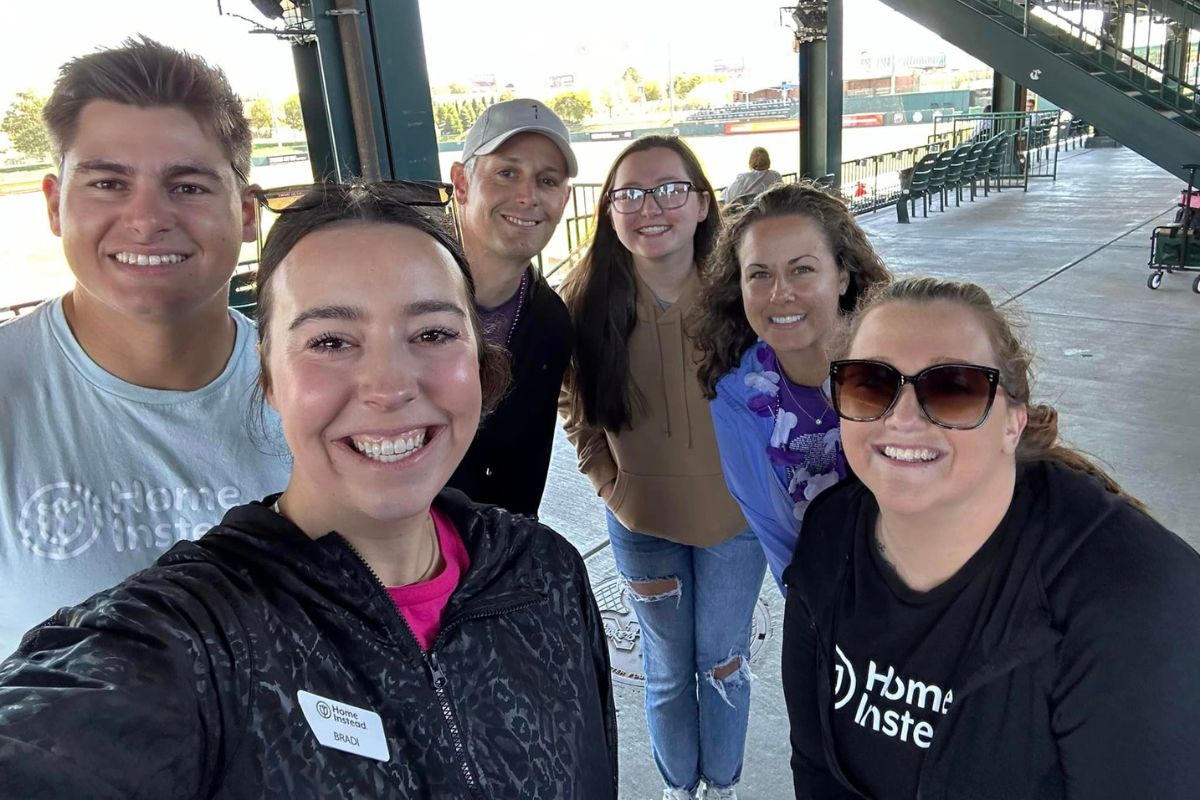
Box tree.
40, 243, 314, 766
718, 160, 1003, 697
621, 67, 643, 103
643, 80, 663, 102
246, 98, 275, 139
1, 89, 51, 161
599, 89, 615, 118
447, 82, 468, 95
281, 94, 304, 132
547, 90, 593, 128
672, 74, 703, 100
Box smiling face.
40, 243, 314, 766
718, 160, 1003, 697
264, 222, 482, 528
452, 131, 570, 269
839, 300, 1027, 522
43, 100, 255, 321
739, 214, 849, 382
608, 146, 710, 265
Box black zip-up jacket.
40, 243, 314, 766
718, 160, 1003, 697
0, 489, 617, 799
449, 267, 573, 515
783, 460, 1200, 799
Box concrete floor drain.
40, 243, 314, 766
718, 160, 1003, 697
593, 575, 772, 688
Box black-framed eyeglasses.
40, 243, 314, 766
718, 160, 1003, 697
829, 360, 1002, 431
608, 181, 698, 214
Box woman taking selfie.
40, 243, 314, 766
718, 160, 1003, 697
783, 276, 1200, 799
696, 183, 890, 591
0, 183, 617, 799
560, 136, 760, 800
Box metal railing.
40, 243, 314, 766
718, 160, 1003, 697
973, 0, 1200, 122
2, 118, 1097, 318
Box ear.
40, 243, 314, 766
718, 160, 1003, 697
837, 267, 850, 297
240, 183, 259, 244
258, 343, 278, 410
43, 174, 63, 237
449, 162, 469, 205
1001, 401, 1027, 455
695, 190, 711, 222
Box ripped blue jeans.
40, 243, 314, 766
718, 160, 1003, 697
606, 511, 767, 793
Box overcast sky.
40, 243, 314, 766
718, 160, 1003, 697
1, 0, 983, 105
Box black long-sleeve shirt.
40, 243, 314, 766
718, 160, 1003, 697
783, 460, 1200, 800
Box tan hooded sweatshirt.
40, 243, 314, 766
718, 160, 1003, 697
559, 270, 746, 547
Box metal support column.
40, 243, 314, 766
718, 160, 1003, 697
992, 72, 1018, 113
291, 41, 336, 182
302, 0, 439, 181
794, 0, 842, 187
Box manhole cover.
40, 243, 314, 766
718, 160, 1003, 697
594, 575, 772, 688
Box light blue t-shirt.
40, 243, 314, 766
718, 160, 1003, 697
0, 298, 288, 657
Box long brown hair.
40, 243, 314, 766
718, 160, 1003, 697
695, 182, 891, 398
842, 276, 1145, 510
560, 135, 720, 431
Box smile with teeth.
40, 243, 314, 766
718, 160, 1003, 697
882, 445, 940, 463
638, 225, 670, 235
113, 252, 189, 266
351, 429, 428, 463
770, 314, 806, 324
501, 214, 539, 228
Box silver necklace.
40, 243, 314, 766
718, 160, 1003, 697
780, 373, 830, 426
273, 496, 441, 585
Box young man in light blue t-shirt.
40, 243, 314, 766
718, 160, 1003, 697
0, 38, 288, 657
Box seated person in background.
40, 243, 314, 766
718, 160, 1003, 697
721, 147, 783, 207
783, 276, 1200, 799
0, 37, 288, 658
0, 183, 618, 800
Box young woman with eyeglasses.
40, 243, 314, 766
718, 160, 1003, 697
783, 276, 1200, 800
694, 183, 891, 593
559, 136, 762, 800
0, 183, 618, 799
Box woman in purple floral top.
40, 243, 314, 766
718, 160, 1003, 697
695, 183, 891, 589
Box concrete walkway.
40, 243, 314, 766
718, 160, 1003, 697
538, 146, 1197, 799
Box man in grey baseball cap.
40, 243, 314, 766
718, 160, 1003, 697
447, 99, 576, 515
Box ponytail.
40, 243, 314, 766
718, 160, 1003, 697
1016, 404, 1146, 512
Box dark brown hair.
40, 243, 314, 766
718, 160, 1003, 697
42, 35, 252, 179
560, 135, 720, 431
842, 276, 1144, 510
695, 182, 891, 398
254, 182, 509, 415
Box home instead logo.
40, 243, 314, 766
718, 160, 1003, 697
832, 645, 953, 750
16, 480, 242, 559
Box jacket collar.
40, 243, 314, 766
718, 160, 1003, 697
170, 489, 544, 651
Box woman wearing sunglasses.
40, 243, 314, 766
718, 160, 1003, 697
695, 183, 891, 592
783, 276, 1200, 799
559, 136, 760, 800
0, 183, 618, 799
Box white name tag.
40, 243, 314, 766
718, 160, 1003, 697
298, 690, 390, 762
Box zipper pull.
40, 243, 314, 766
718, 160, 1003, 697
428, 651, 448, 690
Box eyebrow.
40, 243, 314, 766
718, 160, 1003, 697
742, 254, 820, 269
490, 153, 566, 175
74, 159, 227, 183
288, 304, 362, 331
287, 300, 466, 331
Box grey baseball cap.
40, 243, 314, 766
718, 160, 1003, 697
461, 98, 578, 177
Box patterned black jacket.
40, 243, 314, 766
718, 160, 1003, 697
449, 267, 573, 515
0, 489, 618, 799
